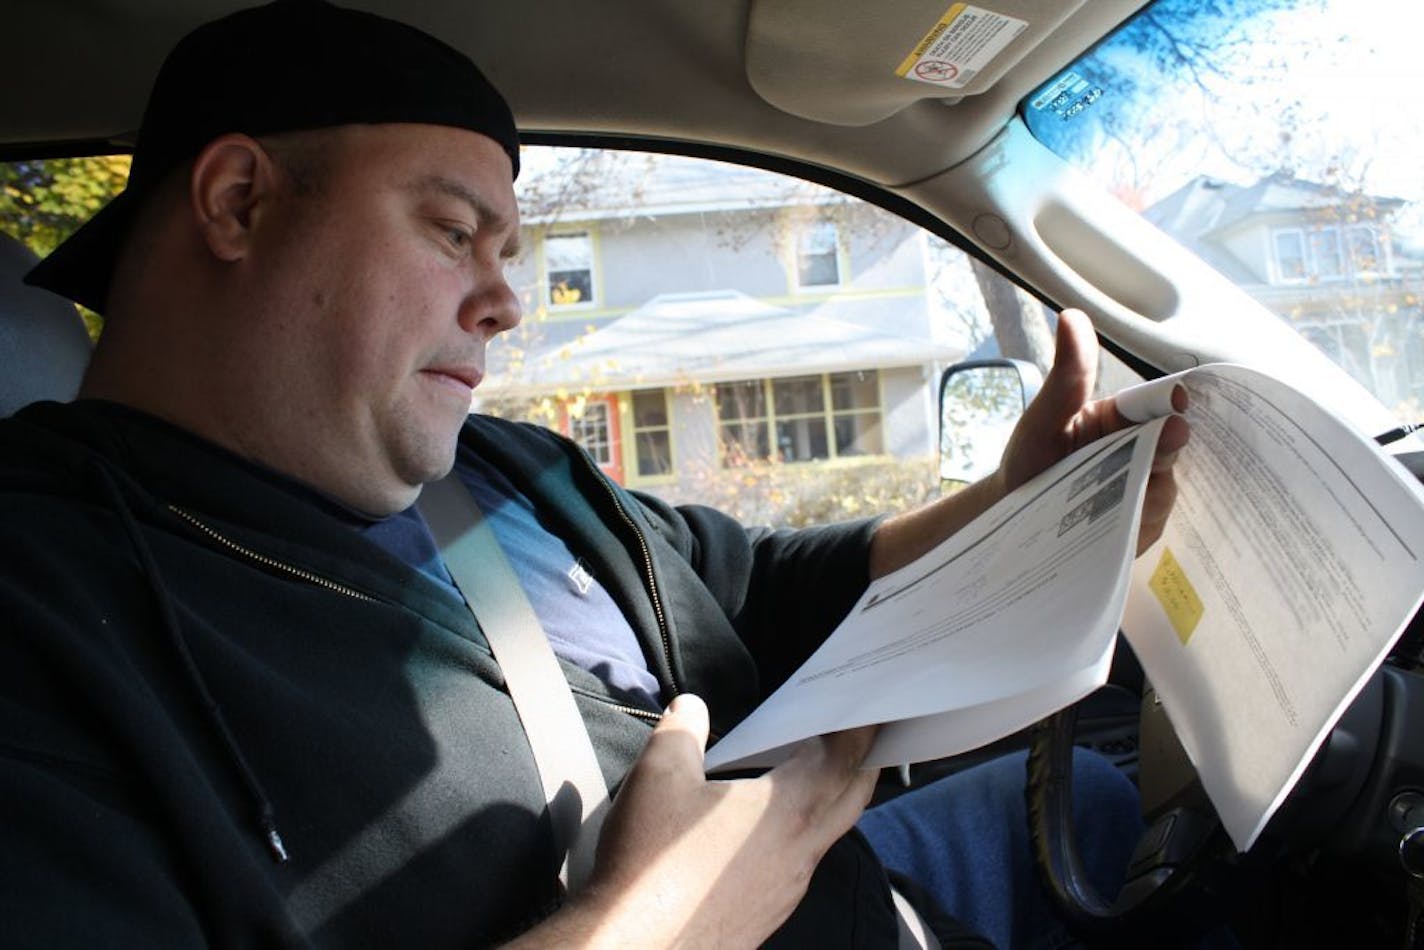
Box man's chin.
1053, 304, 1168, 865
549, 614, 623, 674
379, 418, 465, 509
408, 439, 462, 491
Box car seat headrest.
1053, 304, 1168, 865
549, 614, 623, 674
0, 232, 92, 416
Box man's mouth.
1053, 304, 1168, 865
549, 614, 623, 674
424, 365, 483, 394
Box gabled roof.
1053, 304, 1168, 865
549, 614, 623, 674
1145, 173, 1408, 284
479, 289, 957, 398
516, 152, 845, 225
1144, 178, 1255, 282
1150, 173, 1404, 232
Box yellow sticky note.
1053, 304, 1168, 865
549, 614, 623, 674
1148, 547, 1204, 645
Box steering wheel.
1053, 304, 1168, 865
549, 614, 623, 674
1024, 658, 1411, 944
1024, 698, 1231, 944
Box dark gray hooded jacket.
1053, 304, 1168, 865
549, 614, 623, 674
0, 399, 934, 947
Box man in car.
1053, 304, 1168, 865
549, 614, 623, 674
1, 1, 1186, 946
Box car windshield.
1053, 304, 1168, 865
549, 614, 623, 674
1023, 0, 1424, 425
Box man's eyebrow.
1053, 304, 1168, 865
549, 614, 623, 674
408, 174, 522, 259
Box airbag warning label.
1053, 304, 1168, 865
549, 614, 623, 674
896, 3, 1028, 89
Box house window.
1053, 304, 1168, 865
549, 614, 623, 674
1273, 224, 1385, 283
830, 370, 884, 456
546, 231, 595, 307
796, 220, 841, 288
1298, 320, 1370, 385
1274, 230, 1306, 281
773, 375, 828, 461
1309, 229, 1343, 279
1346, 225, 1383, 275
631, 389, 673, 477
717, 379, 770, 463
716, 371, 882, 466
569, 401, 613, 465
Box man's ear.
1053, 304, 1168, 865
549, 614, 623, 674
188, 133, 277, 263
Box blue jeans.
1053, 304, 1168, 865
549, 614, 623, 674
857, 749, 1143, 950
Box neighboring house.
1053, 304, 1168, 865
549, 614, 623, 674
479, 154, 962, 491
1146, 173, 1424, 411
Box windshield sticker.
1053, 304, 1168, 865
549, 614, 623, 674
896, 3, 1028, 89
1028, 70, 1105, 121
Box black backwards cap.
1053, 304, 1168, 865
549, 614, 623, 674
25, 0, 520, 314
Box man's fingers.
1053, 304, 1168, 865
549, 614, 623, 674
1040, 309, 1098, 417
711, 723, 877, 844
819, 723, 878, 771
1096, 372, 1194, 451
822, 727, 881, 815
638, 693, 711, 777
1154, 411, 1191, 467
1016, 308, 1105, 453
664, 693, 710, 737
778, 724, 877, 778
1136, 468, 1179, 554
769, 725, 880, 840
660, 692, 710, 749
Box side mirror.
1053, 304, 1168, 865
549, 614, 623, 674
938, 359, 1043, 487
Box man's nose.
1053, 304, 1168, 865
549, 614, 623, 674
460, 273, 522, 338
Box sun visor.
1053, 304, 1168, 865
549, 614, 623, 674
746, 0, 1087, 126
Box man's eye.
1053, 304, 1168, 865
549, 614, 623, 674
440, 222, 473, 250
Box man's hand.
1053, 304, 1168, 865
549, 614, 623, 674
505, 694, 880, 947
870, 308, 1189, 575
997, 309, 1189, 554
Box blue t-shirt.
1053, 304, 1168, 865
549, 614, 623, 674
362, 448, 662, 711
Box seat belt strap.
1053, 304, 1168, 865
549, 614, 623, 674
892, 887, 942, 949
418, 473, 609, 893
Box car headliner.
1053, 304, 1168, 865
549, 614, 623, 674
7, 0, 1145, 188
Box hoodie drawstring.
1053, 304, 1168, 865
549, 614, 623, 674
93, 461, 290, 864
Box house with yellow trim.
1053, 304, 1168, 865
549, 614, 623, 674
479, 152, 970, 492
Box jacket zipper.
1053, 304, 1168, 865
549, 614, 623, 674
577, 454, 678, 692
576, 691, 664, 726
167, 505, 375, 602
169, 503, 668, 724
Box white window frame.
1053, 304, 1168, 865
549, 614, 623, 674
1272, 223, 1389, 284
793, 219, 843, 290
1345, 224, 1386, 278
568, 400, 613, 465
715, 371, 883, 467
544, 230, 597, 309
1272, 228, 1307, 283
629, 389, 675, 480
